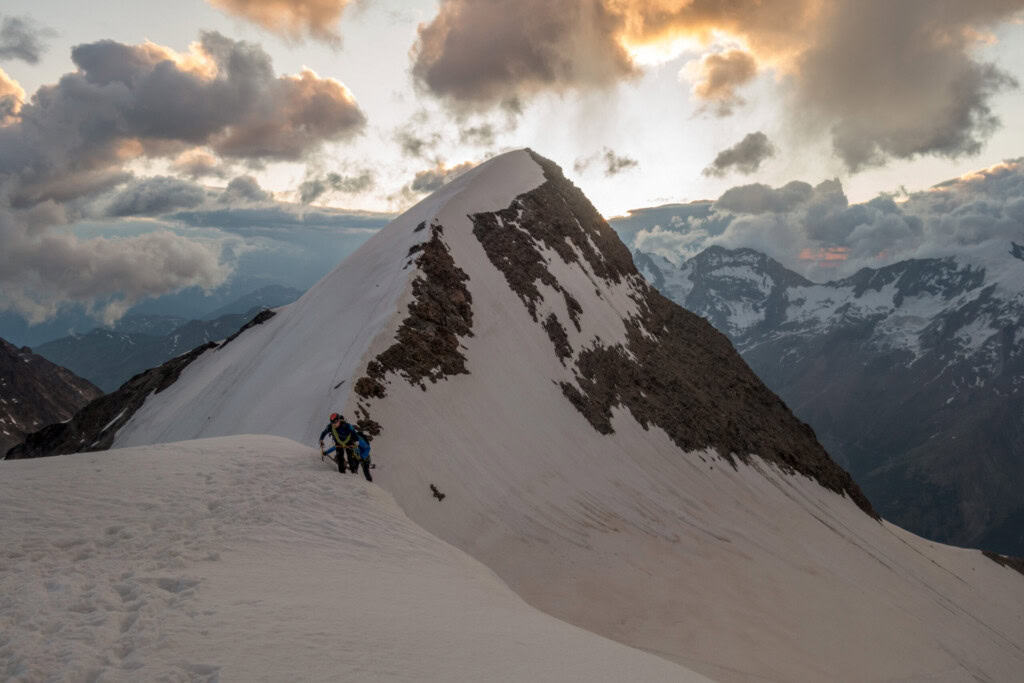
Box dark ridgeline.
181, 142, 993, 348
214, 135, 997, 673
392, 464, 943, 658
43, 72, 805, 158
6, 310, 277, 460
0, 338, 103, 455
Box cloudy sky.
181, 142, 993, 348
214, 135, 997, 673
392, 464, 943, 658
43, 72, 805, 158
2, 0, 1024, 324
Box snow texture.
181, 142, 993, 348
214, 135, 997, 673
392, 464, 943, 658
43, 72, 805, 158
0, 437, 703, 681
89, 150, 1024, 680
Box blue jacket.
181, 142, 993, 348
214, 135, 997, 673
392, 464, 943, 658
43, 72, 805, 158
320, 421, 363, 448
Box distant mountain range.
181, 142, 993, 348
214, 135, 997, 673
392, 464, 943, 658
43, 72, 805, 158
33, 285, 303, 392
0, 338, 102, 454
0, 282, 305, 348
635, 243, 1024, 555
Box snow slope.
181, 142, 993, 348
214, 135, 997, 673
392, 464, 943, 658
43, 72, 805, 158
98, 150, 1024, 680
114, 154, 545, 447
0, 436, 704, 682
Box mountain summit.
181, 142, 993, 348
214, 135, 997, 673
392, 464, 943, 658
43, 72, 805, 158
12, 150, 1024, 680
109, 150, 869, 512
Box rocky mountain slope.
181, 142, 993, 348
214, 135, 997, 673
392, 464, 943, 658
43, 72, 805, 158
637, 244, 1024, 555
0, 338, 102, 454
13, 150, 1023, 681
35, 309, 269, 392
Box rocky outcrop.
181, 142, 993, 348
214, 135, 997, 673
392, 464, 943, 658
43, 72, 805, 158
355, 222, 474, 399
469, 152, 876, 517
352, 222, 473, 438
0, 338, 103, 455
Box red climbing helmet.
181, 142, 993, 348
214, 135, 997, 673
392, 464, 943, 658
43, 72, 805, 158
330, 412, 341, 422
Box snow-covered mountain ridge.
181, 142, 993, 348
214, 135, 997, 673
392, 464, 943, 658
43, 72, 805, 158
9, 150, 1024, 680
1, 437, 703, 682
639, 243, 1023, 365
637, 244, 1024, 555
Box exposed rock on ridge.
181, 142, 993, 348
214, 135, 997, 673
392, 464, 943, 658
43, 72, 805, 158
468, 151, 875, 516
355, 222, 474, 399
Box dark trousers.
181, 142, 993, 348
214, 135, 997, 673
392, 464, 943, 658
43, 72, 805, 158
340, 448, 372, 481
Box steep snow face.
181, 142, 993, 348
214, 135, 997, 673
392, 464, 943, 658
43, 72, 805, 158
114, 151, 546, 447
0, 437, 704, 682
99, 151, 1024, 681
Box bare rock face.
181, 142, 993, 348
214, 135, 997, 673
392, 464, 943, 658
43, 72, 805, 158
355, 150, 875, 517
356, 222, 473, 398
495, 152, 875, 516
0, 338, 103, 455
353, 222, 473, 438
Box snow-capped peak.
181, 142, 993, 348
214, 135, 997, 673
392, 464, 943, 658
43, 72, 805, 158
10, 152, 1024, 681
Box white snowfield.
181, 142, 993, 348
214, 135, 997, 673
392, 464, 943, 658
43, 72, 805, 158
16, 150, 1023, 680
0, 437, 705, 682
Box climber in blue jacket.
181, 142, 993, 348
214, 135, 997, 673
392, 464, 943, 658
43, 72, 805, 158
319, 412, 372, 481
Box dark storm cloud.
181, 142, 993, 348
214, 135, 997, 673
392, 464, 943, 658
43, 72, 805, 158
0, 31, 366, 324
412, 1, 1023, 170
0, 14, 55, 64
409, 161, 477, 194
222, 175, 271, 203
2, 31, 365, 205
104, 176, 209, 217
298, 169, 375, 204
574, 148, 639, 177
703, 132, 776, 178
715, 180, 815, 214
791, 1, 1022, 171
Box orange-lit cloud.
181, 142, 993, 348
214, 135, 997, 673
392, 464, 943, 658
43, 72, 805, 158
412, 0, 636, 108
413, 0, 1024, 170
690, 49, 758, 115
798, 246, 849, 264
207, 0, 351, 43
0, 66, 25, 124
